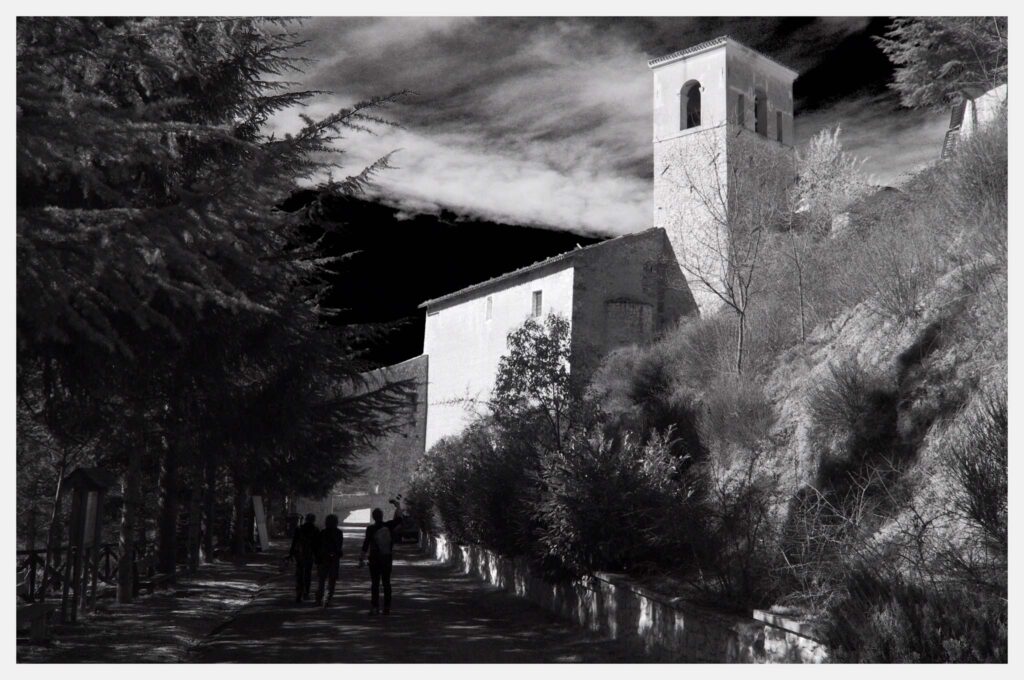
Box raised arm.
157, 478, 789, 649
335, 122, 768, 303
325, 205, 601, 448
384, 500, 403, 529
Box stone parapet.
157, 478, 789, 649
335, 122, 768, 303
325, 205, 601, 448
421, 532, 828, 663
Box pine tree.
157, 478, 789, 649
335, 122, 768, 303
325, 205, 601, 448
18, 18, 410, 601
876, 17, 1008, 109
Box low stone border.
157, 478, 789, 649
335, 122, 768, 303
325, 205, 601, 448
422, 532, 828, 663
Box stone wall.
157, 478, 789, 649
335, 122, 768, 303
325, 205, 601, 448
569, 228, 697, 378
334, 355, 429, 500
422, 532, 827, 663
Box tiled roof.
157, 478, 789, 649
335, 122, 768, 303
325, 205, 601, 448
418, 228, 664, 309
647, 35, 729, 67
647, 35, 798, 77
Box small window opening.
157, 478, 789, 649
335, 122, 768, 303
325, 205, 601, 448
681, 81, 701, 130
776, 111, 784, 142
531, 290, 543, 317
485, 296, 493, 320
736, 93, 746, 127
754, 89, 768, 137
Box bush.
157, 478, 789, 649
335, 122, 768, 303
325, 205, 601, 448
589, 344, 706, 462
662, 315, 736, 391
413, 434, 475, 544
699, 374, 775, 458
403, 471, 435, 534
414, 418, 547, 557
859, 217, 945, 320
947, 389, 1007, 561
807, 360, 905, 498
538, 427, 703, 575
943, 113, 1007, 245
699, 458, 788, 610
462, 419, 546, 557
824, 569, 1007, 663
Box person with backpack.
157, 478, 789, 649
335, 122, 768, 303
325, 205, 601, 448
289, 513, 319, 603
359, 498, 403, 615
315, 514, 344, 608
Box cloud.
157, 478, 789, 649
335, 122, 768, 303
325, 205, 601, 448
796, 95, 949, 186
270, 18, 947, 234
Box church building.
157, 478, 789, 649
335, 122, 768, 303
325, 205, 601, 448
359, 35, 798, 479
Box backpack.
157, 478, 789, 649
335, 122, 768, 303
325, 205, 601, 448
295, 525, 318, 561
373, 526, 392, 556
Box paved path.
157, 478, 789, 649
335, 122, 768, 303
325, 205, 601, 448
18, 553, 280, 662
191, 536, 638, 663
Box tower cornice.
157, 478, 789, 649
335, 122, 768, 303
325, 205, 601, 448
648, 35, 799, 80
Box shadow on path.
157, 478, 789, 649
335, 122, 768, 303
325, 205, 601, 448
192, 541, 639, 663
18, 553, 281, 663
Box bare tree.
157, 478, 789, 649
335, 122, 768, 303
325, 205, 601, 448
676, 129, 794, 374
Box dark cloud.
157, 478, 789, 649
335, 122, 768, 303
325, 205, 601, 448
269, 17, 947, 234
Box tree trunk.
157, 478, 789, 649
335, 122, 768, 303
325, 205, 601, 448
791, 231, 807, 343
40, 461, 67, 599
231, 479, 248, 557
116, 450, 141, 603
202, 458, 216, 563
736, 311, 746, 375
156, 439, 179, 579
186, 477, 201, 574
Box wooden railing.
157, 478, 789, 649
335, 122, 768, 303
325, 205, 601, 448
941, 126, 961, 159
17, 541, 156, 603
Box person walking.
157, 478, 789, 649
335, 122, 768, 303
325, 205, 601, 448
315, 514, 344, 608
289, 513, 319, 603
359, 498, 403, 615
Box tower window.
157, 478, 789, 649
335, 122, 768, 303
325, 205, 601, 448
681, 80, 701, 130
776, 111, 784, 142
736, 93, 746, 127
485, 295, 493, 320
754, 89, 768, 137
531, 290, 543, 317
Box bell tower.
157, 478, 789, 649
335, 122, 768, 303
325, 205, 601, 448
649, 36, 798, 316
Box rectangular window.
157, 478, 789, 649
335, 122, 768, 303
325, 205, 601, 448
776, 111, 784, 142
531, 290, 542, 317
485, 296, 493, 320
736, 93, 745, 127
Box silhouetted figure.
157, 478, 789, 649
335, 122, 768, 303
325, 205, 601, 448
359, 499, 403, 615
290, 513, 319, 603
315, 514, 344, 607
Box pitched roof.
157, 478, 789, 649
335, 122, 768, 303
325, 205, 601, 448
418, 228, 664, 310
647, 35, 798, 78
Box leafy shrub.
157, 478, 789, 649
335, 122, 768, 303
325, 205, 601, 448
663, 315, 736, 390
807, 360, 905, 497
947, 389, 1007, 560
589, 344, 706, 462
538, 428, 703, 575
699, 374, 775, 457
461, 419, 546, 557
824, 569, 1007, 663
414, 434, 475, 544
699, 459, 788, 610
403, 470, 435, 534
943, 113, 1008, 245
792, 125, 870, 236
859, 217, 945, 320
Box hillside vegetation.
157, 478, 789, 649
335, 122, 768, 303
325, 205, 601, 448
408, 115, 1006, 662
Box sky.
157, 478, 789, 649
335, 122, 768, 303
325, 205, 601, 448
269, 17, 950, 238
